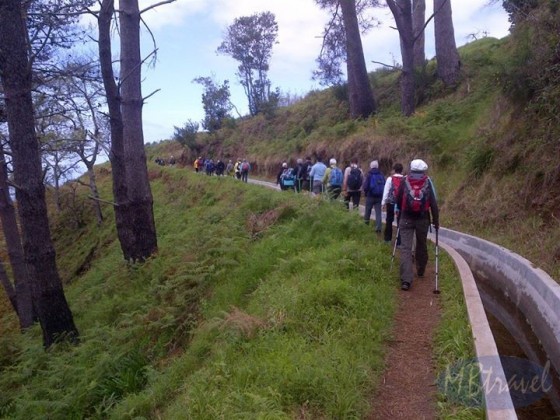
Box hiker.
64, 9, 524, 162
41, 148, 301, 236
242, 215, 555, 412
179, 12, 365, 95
382, 163, 404, 243
225, 159, 234, 177
193, 157, 201, 172
215, 159, 225, 176
168, 155, 176, 166
205, 158, 215, 176
308, 157, 327, 196
323, 158, 343, 200
300, 156, 313, 192
240, 159, 250, 182
277, 162, 295, 191
342, 158, 363, 210
395, 159, 439, 291
295, 158, 305, 192
234, 158, 242, 180
363, 160, 385, 232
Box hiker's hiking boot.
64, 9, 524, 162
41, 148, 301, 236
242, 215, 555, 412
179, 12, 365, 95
401, 282, 410, 291
417, 268, 425, 278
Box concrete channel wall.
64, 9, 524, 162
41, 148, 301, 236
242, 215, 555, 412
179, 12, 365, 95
437, 228, 560, 380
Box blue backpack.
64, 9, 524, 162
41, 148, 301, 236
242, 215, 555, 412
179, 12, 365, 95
281, 168, 295, 188
368, 172, 385, 197
329, 168, 343, 187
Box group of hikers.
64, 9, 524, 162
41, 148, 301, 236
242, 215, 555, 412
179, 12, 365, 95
193, 157, 251, 182
188, 153, 438, 291
276, 156, 439, 292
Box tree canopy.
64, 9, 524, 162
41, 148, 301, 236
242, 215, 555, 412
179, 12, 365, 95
217, 11, 279, 117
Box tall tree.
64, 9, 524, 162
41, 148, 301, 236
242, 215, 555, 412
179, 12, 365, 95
0, 0, 79, 345
386, 0, 416, 116
96, 0, 171, 261
434, 0, 461, 85
97, 0, 133, 259
217, 12, 279, 116
340, 0, 377, 118
0, 143, 34, 328
118, 0, 158, 261
193, 76, 233, 132
413, 0, 426, 67
314, 0, 377, 118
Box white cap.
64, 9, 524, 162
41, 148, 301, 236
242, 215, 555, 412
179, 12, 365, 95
410, 159, 428, 171
329, 158, 337, 165
282, 162, 287, 168
370, 160, 379, 169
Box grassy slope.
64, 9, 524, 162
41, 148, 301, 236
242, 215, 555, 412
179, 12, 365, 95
0, 165, 479, 418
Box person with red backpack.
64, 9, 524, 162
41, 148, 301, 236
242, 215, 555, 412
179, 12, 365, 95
395, 159, 439, 291
382, 163, 404, 243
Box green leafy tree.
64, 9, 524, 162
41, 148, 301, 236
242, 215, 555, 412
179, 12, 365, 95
217, 11, 278, 116
193, 76, 233, 131
173, 120, 199, 150
501, 0, 539, 25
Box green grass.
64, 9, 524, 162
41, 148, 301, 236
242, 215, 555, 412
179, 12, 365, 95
0, 161, 488, 418
0, 168, 400, 419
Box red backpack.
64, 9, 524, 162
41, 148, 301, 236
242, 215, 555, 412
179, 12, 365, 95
387, 175, 403, 204
401, 175, 431, 214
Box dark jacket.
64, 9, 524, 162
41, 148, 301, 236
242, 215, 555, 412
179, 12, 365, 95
363, 168, 385, 198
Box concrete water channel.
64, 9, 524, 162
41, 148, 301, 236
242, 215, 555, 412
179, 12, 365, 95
439, 228, 560, 419
250, 178, 560, 418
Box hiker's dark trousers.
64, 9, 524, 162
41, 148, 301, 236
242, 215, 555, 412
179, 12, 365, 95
344, 191, 361, 210
399, 216, 430, 286
384, 204, 396, 242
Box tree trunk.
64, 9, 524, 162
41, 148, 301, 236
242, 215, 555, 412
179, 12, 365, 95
340, 0, 376, 118
387, 0, 416, 116
98, 0, 135, 260
0, 0, 78, 346
0, 146, 34, 328
119, 0, 158, 261
0, 259, 17, 313
413, 0, 426, 68
86, 164, 104, 226
434, 0, 461, 85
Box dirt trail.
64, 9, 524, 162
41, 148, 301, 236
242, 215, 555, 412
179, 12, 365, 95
369, 265, 441, 419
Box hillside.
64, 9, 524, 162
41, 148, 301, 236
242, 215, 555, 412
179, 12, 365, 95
161, 34, 560, 281
0, 167, 476, 418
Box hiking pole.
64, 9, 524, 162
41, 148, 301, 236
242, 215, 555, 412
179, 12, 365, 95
433, 228, 440, 295
390, 224, 400, 270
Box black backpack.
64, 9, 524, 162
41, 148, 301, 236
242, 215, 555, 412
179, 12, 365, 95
347, 168, 363, 190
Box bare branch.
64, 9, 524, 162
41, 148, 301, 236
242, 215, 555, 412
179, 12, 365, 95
371, 60, 400, 69
88, 195, 118, 206
143, 89, 161, 102
140, 0, 176, 15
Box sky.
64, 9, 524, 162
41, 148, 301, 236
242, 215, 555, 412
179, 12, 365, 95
132, 0, 511, 143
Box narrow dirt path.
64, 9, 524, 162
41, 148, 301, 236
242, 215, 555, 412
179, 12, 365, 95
369, 265, 441, 419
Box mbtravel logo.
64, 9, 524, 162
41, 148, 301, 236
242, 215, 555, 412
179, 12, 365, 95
437, 356, 553, 409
